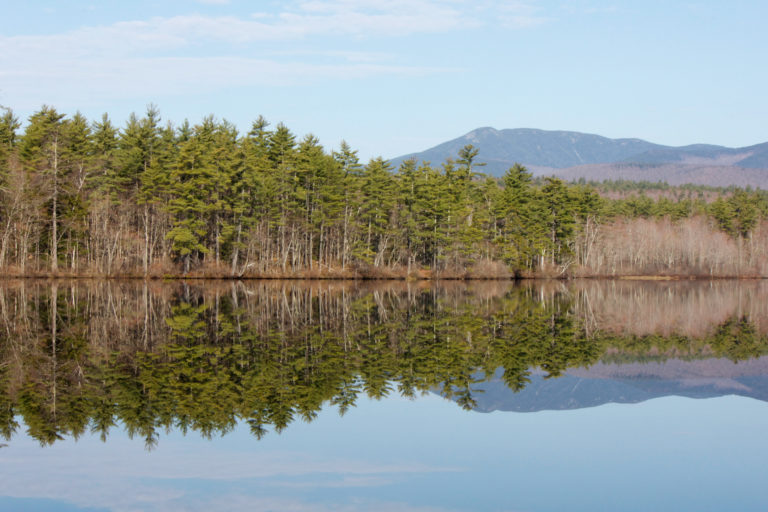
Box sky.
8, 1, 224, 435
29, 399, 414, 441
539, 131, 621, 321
1, 1, 767, 161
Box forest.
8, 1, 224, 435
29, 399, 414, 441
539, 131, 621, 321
2, 105, 768, 278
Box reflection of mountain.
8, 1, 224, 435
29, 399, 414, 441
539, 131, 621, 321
3, 279, 768, 445
462, 358, 768, 413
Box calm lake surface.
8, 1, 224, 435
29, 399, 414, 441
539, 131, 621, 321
1, 279, 768, 512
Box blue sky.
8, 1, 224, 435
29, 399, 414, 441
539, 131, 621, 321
1, 1, 766, 160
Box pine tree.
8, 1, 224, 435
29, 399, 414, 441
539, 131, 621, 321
0, 108, 22, 269
495, 163, 535, 271
237, 116, 273, 273
447, 146, 487, 268
0, 107, 20, 186
165, 118, 217, 272
333, 140, 363, 270
91, 114, 118, 195
60, 112, 93, 271
208, 119, 241, 267
19, 106, 67, 272
412, 163, 451, 269
540, 177, 576, 267
267, 123, 297, 271
355, 157, 396, 266
115, 106, 162, 274
396, 159, 418, 272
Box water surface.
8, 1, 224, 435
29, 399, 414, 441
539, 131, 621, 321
1, 279, 767, 511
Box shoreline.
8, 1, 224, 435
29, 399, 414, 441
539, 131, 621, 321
0, 273, 765, 281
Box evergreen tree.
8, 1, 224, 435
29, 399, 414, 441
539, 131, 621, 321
540, 177, 576, 267
267, 123, 297, 271
237, 116, 273, 272
115, 106, 162, 274
355, 157, 397, 266
19, 106, 67, 272
0, 107, 22, 268
165, 117, 217, 272
0, 107, 20, 185
207, 119, 240, 266
60, 112, 94, 271
332, 140, 362, 270
90, 114, 118, 195
495, 163, 535, 271
396, 159, 419, 272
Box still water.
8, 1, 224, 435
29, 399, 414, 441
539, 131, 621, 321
1, 279, 767, 511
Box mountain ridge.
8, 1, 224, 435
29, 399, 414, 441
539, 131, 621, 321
389, 127, 768, 187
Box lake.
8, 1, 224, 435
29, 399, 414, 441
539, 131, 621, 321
1, 279, 767, 512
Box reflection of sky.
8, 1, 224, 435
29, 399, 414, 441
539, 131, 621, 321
2, 393, 768, 512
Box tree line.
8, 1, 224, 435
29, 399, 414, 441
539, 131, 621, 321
2, 105, 767, 277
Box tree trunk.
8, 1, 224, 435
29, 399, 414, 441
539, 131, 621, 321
231, 221, 242, 275
50, 136, 59, 273
143, 204, 150, 276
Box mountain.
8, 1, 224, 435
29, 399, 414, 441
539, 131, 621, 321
391, 127, 664, 172
389, 128, 768, 187
443, 357, 768, 413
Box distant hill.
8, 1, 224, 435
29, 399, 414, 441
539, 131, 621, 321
389, 128, 768, 187
556, 163, 768, 188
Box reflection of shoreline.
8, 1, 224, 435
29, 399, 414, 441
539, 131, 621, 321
570, 279, 768, 338
1, 277, 766, 337
1, 279, 768, 445
461, 357, 768, 413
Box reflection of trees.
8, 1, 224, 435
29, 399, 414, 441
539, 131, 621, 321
0, 280, 767, 446
712, 316, 761, 362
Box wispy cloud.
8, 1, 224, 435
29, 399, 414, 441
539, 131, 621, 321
584, 6, 619, 14
493, 1, 551, 28
279, 0, 473, 36
2, 2, 471, 53
0, 55, 448, 108
0, 1, 545, 109
0, 433, 463, 512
